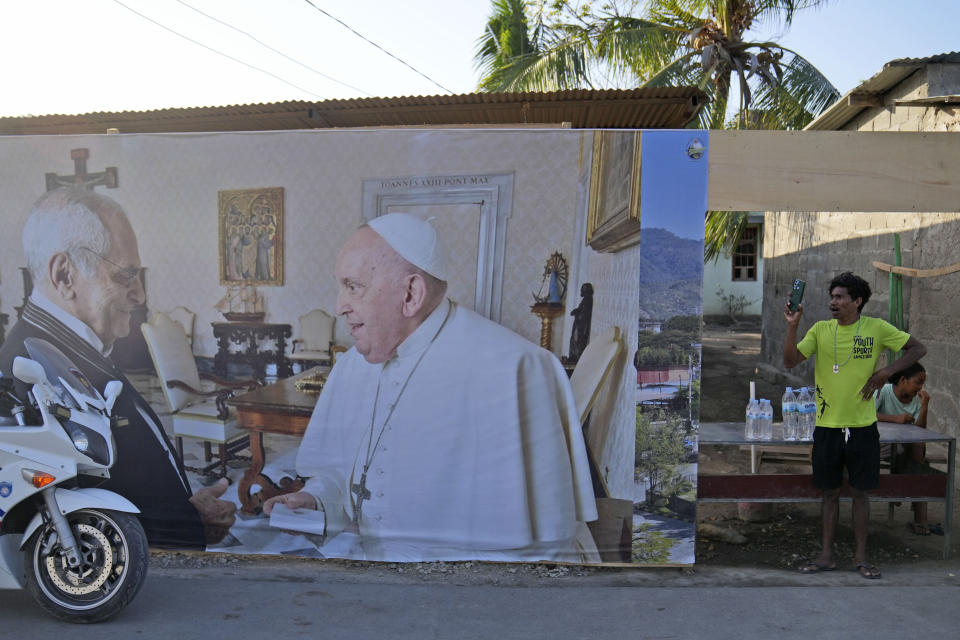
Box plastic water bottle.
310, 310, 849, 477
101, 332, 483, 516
794, 387, 805, 440
781, 387, 798, 440
759, 399, 774, 440
745, 399, 759, 440
798, 387, 816, 440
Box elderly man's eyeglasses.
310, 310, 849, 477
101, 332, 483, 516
77, 247, 144, 287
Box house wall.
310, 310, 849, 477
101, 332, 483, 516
702, 216, 764, 317
702, 264, 763, 316
844, 64, 960, 133
761, 65, 960, 470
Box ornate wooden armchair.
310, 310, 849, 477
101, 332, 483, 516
141, 312, 257, 478
290, 309, 338, 367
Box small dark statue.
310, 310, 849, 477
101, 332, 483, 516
566, 283, 593, 364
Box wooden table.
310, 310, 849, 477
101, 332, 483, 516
228, 367, 326, 513
697, 421, 955, 559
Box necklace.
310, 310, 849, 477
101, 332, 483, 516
832, 316, 862, 374
348, 304, 451, 528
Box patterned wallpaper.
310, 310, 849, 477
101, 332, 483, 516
583, 245, 642, 501
0, 130, 584, 356
0, 127, 640, 501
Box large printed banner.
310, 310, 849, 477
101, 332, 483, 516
0, 129, 706, 565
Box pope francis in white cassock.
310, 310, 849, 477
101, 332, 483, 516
265, 213, 598, 562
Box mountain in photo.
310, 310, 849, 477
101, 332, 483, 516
637, 227, 704, 319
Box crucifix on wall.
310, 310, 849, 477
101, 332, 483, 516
20, 148, 121, 316
45, 148, 118, 191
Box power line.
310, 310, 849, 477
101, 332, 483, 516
109, 0, 327, 100
300, 0, 453, 94
173, 0, 372, 96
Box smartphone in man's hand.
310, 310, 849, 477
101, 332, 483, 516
788, 279, 806, 311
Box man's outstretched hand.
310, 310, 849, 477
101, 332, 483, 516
263, 491, 318, 515
189, 477, 237, 544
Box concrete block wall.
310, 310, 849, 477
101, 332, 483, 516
846, 65, 960, 133
762, 213, 960, 454
761, 64, 960, 482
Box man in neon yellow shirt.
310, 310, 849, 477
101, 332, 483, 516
783, 272, 926, 579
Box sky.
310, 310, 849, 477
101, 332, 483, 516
1, 0, 958, 117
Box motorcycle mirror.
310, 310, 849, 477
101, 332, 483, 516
103, 380, 122, 415
12, 356, 47, 387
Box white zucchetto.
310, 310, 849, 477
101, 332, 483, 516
367, 213, 448, 282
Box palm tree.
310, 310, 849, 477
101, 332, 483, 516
476, 0, 838, 129
476, 0, 541, 92
475, 1, 841, 260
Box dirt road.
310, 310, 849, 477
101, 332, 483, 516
699, 318, 784, 423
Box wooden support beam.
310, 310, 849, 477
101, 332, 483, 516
707, 130, 960, 212
873, 260, 960, 278
848, 92, 885, 107
698, 473, 948, 501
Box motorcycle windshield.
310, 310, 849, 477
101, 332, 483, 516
23, 337, 104, 410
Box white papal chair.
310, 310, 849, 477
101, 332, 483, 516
568, 326, 628, 563
289, 309, 337, 367
141, 312, 255, 477
163, 306, 196, 348
569, 326, 623, 428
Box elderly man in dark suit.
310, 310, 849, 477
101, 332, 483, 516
0, 187, 234, 548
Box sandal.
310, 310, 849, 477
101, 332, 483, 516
855, 563, 881, 579
798, 560, 836, 573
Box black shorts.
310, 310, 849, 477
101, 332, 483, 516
811, 423, 880, 491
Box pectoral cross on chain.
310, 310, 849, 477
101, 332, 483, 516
350, 472, 372, 525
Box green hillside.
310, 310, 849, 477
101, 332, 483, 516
638, 228, 703, 319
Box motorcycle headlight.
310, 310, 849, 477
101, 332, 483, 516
61, 419, 111, 466
71, 429, 90, 451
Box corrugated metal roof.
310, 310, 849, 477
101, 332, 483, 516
887, 51, 960, 65
806, 51, 960, 131
0, 88, 707, 135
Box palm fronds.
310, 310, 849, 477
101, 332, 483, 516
474, 0, 841, 257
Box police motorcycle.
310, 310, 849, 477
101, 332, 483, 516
0, 338, 147, 623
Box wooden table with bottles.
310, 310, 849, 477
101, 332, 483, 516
697, 421, 955, 559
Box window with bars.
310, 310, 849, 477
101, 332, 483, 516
732, 224, 759, 281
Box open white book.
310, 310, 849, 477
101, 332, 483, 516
268, 503, 326, 536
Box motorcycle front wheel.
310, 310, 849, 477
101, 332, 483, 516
25, 509, 148, 623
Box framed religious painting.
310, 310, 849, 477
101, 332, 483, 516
218, 187, 284, 286
586, 130, 643, 252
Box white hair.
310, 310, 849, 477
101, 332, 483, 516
23, 188, 125, 282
